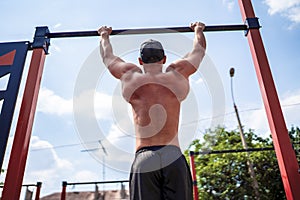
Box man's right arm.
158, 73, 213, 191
99, 26, 141, 79
184, 22, 206, 69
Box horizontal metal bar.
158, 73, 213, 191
46, 24, 248, 39
22, 184, 38, 187
66, 180, 129, 186
0, 183, 38, 188
192, 147, 274, 155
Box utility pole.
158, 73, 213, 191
229, 67, 260, 199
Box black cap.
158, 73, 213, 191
140, 39, 165, 63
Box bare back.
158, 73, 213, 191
121, 64, 190, 150
98, 23, 206, 151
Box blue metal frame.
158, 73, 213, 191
0, 42, 29, 171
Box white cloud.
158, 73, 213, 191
195, 78, 204, 84
53, 23, 62, 29
73, 89, 113, 120
281, 91, 300, 126
0, 136, 75, 196
37, 87, 114, 120
264, 0, 300, 24
107, 124, 129, 141
222, 0, 235, 11
25, 137, 73, 185
37, 87, 72, 115
73, 170, 99, 182
28, 136, 73, 170
242, 90, 300, 137
22, 137, 108, 195
94, 92, 114, 120
245, 107, 269, 136
264, 0, 300, 14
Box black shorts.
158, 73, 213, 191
129, 145, 193, 200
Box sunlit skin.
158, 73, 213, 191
98, 22, 206, 151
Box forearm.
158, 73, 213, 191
100, 37, 117, 67
193, 29, 206, 53
183, 27, 206, 69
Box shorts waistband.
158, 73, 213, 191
136, 145, 180, 154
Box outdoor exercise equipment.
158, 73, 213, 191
60, 180, 129, 200
0, 0, 299, 199
0, 182, 42, 200
45, 24, 250, 38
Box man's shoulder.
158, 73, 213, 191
119, 63, 142, 75
166, 60, 190, 71
166, 59, 196, 78
120, 65, 142, 80
122, 63, 141, 72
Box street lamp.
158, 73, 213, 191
229, 67, 260, 199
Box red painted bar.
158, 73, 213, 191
238, 1, 300, 199
61, 181, 67, 200
189, 152, 199, 200
1, 48, 46, 200
35, 182, 42, 200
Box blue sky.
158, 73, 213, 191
1, 0, 300, 197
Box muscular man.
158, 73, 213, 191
98, 22, 206, 200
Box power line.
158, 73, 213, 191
28, 102, 300, 152
29, 135, 131, 152
181, 102, 300, 127
30, 140, 98, 152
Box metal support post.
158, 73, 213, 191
61, 181, 67, 200
1, 27, 49, 200
238, 0, 300, 199
189, 151, 199, 200
35, 182, 42, 200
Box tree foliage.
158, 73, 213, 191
184, 126, 300, 200
289, 126, 300, 164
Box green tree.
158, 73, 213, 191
185, 127, 287, 200
289, 126, 300, 164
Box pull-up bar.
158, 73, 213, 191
46, 24, 250, 39
45, 18, 261, 39
32, 18, 260, 54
